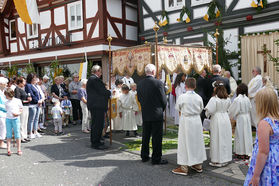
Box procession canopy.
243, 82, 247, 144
112, 43, 213, 76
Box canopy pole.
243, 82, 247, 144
153, 22, 160, 79
214, 28, 220, 64
107, 35, 113, 145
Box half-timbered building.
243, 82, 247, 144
0, 0, 138, 82
138, 0, 279, 80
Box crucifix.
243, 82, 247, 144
257, 44, 271, 73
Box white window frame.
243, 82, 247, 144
9, 20, 16, 41
67, 1, 83, 31
165, 0, 184, 11
27, 24, 39, 39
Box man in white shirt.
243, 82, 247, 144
248, 67, 263, 127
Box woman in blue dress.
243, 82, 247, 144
244, 88, 279, 186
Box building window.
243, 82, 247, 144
165, 0, 184, 10
27, 24, 38, 39
67, 1, 83, 31
9, 20, 16, 40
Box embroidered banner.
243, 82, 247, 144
112, 45, 152, 76
112, 44, 212, 75
158, 45, 212, 74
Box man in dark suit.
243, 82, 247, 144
87, 65, 111, 150
208, 64, 231, 97
137, 64, 168, 165
196, 70, 209, 122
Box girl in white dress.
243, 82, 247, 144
111, 79, 123, 131
172, 78, 207, 176
229, 83, 253, 159
174, 73, 186, 125
205, 81, 232, 167
118, 84, 138, 137
130, 83, 142, 126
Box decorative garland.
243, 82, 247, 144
203, 1, 221, 22
177, 6, 191, 24
251, 0, 267, 11
159, 10, 169, 30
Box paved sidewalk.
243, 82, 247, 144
0, 122, 242, 186
110, 117, 249, 185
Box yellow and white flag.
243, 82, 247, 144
215, 6, 220, 17
182, 12, 191, 23
251, 0, 258, 7
259, 0, 263, 8
159, 16, 168, 27
79, 61, 88, 80
13, 0, 40, 24
203, 13, 209, 21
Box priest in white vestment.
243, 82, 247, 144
122, 74, 134, 88
224, 71, 237, 99
248, 67, 263, 127
118, 85, 138, 136
229, 84, 253, 157
172, 78, 206, 176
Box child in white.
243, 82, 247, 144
229, 83, 253, 159
130, 83, 142, 126
205, 81, 232, 167
172, 78, 206, 176
111, 79, 123, 131
118, 84, 138, 136
51, 101, 63, 135
61, 95, 72, 127
5, 88, 23, 156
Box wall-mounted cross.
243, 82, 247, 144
257, 44, 271, 73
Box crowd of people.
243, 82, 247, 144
0, 63, 278, 185
168, 65, 278, 185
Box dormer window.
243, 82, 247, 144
9, 20, 16, 40
27, 24, 38, 39
165, 0, 184, 11
67, 1, 83, 31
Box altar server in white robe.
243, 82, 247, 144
229, 83, 253, 158
205, 81, 232, 167
248, 67, 262, 127
174, 73, 186, 125
118, 84, 138, 137
172, 78, 207, 176
130, 83, 142, 126
111, 79, 123, 131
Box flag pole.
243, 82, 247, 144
107, 35, 113, 145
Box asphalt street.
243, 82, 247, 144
0, 126, 241, 186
